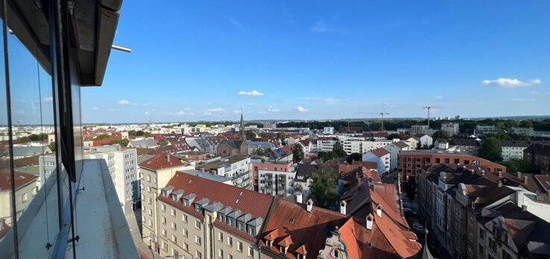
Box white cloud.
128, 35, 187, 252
144, 111, 151, 115
267, 106, 280, 113
204, 108, 225, 115
118, 99, 130, 105
171, 109, 193, 116
296, 106, 308, 112
482, 78, 542, 88
510, 97, 536, 102
311, 20, 332, 33
43, 96, 53, 103
92, 107, 99, 111
238, 90, 264, 96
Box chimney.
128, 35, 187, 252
366, 214, 374, 230
498, 180, 503, 188
166, 154, 170, 162
376, 205, 382, 217
306, 199, 313, 212
517, 171, 522, 178
523, 175, 528, 184
340, 201, 347, 215
295, 192, 303, 204
498, 171, 503, 178
522, 205, 527, 212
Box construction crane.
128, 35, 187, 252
367, 112, 390, 131
423, 106, 443, 128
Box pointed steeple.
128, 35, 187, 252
240, 112, 246, 141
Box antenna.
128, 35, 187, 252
423, 106, 443, 128
377, 112, 389, 131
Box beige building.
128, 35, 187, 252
140, 153, 194, 252
0, 170, 37, 226
155, 172, 273, 259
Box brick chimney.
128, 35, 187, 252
376, 205, 382, 217
366, 214, 374, 230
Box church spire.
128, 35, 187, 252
240, 112, 246, 141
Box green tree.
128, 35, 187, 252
309, 164, 340, 209
48, 141, 56, 152
115, 138, 130, 147
479, 137, 502, 162
432, 130, 449, 141
292, 144, 304, 163
245, 131, 256, 140
333, 141, 346, 157
500, 159, 540, 174
387, 133, 400, 140
346, 153, 362, 163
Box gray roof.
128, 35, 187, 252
204, 202, 224, 212
219, 206, 233, 215
130, 138, 157, 148
181, 170, 231, 183
247, 141, 275, 149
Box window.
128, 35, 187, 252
171, 208, 176, 216
218, 232, 223, 241
161, 229, 167, 236
161, 204, 166, 211
161, 240, 166, 250
162, 216, 166, 224
195, 235, 202, 245
171, 222, 177, 230
196, 251, 202, 259
195, 219, 202, 229
183, 229, 188, 237
227, 236, 233, 246
182, 214, 188, 222
248, 246, 254, 257
184, 242, 189, 251
218, 249, 224, 258
227, 255, 233, 259
237, 242, 243, 252
172, 235, 177, 243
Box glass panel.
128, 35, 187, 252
3, 7, 59, 258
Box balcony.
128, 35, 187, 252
0, 159, 138, 258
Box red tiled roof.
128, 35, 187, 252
394, 142, 409, 149
0, 170, 37, 191
278, 235, 294, 247
339, 212, 421, 259
139, 152, 187, 170
370, 148, 389, 157
260, 198, 347, 259
370, 183, 409, 228
158, 172, 274, 241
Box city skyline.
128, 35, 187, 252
78, 0, 550, 123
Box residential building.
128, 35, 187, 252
411, 125, 430, 135
0, 171, 37, 226
362, 148, 391, 174
419, 134, 433, 148
323, 127, 335, 135
441, 122, 460, 136
312, 137, 338, 152
85, 144, 139, 212
399, 150, 507, 182
383, 142, 410, 171
129, 137, 159, 149
293, 163, 317, 201
501, 141, 529, 161
510, 127, 535, 136
252, 161, 294, 192
524, 143, 550, 173
140, 153, 194, 251
475, 125, 497, 135
450, 138, 480, 155
156, 172, 272, 258
341, 137, 365, 155
197, 155, 252, 189
258, 165, 296, 198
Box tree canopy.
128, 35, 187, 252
292, 144, 304, 163
309, 163, 340, 210
479, 137, 502, 162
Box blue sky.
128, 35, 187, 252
81, 0, 550, 123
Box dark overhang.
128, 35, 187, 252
3, 0, 122, 86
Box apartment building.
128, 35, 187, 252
140, 153, 194, 251
341, 137, 364, 155
197, 155, 252, 189
398, 150, 507, 182
252, 161, 294, 191
362, 148, 391, 174
361, 139, 393, 153
311, 137, 338, 152
258, 164, 296, 198
411, 125, 430, 135
155, 172, 273, 258
85, 144, 139, 212
501, 141, 529, 161
441, 122, 460, 136
524, 143, 550, 173
475, 125, 497, 135
0, 171, 37, 226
